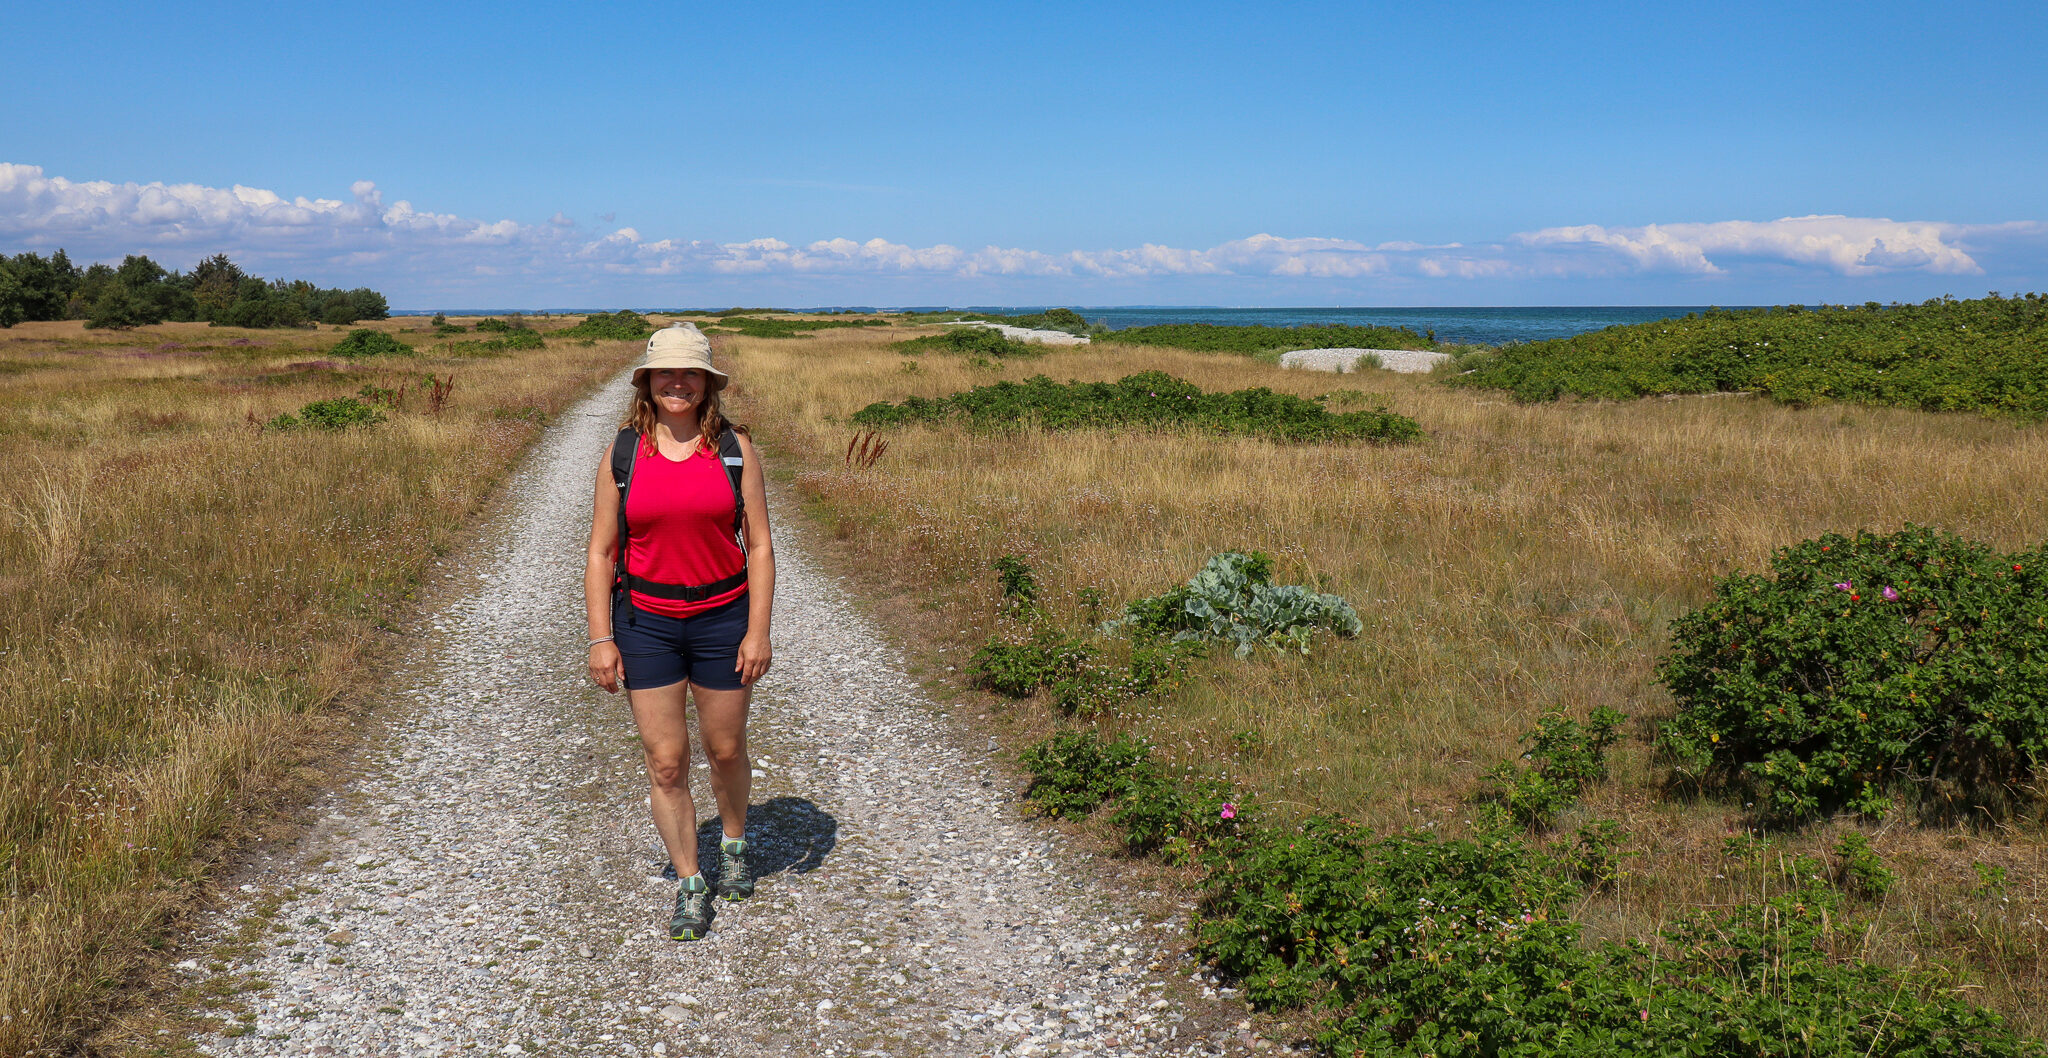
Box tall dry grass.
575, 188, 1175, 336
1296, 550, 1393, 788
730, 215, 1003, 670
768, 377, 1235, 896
724, 324, 2048, 1029
0, 316, 640, 1056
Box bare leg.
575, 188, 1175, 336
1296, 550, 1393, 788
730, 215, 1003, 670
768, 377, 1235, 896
627, 680, 700, 878
692, 683, 752, 841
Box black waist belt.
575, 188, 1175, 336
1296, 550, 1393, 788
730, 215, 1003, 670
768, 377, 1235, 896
623, 568, 747, 603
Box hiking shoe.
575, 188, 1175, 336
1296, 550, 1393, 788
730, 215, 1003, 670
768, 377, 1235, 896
716, 838, 754, 901
670, 875, 712, 941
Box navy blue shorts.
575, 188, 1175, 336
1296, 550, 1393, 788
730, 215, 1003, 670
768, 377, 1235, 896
612, 593, 750, 692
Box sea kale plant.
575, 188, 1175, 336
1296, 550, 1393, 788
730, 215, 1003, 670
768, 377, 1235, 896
1659, 525, 2048, 823
1103, 550, 1363, 658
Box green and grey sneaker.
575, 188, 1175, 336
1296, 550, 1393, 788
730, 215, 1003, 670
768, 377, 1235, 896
670, 874, 712, 941
716, 837, 754, 901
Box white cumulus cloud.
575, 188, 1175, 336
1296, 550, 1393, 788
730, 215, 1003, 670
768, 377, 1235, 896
1517, 215, 1985, 276
3, 163, 2040, 303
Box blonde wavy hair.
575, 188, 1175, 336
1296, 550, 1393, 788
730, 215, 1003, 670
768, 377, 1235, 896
623, 370, 748, 457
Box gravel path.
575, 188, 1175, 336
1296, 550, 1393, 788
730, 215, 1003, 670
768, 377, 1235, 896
1277, 348, 1448, 374
943, 322, 1092, 346
178, 373, 1261, 1057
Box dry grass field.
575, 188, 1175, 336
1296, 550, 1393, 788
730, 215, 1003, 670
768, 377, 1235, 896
722, 323, 2048, 1031
0, 315, 640, 1056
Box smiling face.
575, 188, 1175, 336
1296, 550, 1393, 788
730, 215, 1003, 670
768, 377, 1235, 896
647, 367, 708, 416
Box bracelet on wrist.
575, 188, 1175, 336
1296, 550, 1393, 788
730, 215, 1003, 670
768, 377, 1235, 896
589, 635, 614, 647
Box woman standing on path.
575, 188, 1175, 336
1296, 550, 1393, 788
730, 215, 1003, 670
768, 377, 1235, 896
585, 323, 774, 941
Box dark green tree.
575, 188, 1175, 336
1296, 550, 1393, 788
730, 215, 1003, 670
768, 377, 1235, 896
188, 253, 247, 320
0, 265, 25, 328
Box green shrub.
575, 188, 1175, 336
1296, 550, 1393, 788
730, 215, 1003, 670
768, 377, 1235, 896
968, 630, 1100, 700
1102, 322, 1434, 357
477, 327, 544, 351
474, 317, 513, 333
1556, 818, 1630, 891
1103, 550, 1363, 657
441, 327, 544, 355
1475, 707, 1626, 830
1018, 730, 1155, 818
1448, 294, 2048, 417
940, 308, 1093, 336
707, 316, 886, 339
267, 397, 385, 431
559, 310, 653, 341
993, 554, 1039, 609
1658, 525, 2048, 823
851, 370, 1423, 444
331, 330, 414, 359
892, 327, 1041, 357
1831, 832, 1897, 900
1109, 769, 1237, 861
1196, 817, 2032, 1057
84, 286, 157, 329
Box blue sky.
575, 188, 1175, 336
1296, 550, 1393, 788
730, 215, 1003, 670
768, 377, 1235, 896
4, 0, 2045, 308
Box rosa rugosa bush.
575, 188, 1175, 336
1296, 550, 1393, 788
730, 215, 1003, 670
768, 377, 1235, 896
1659, 525, 2048, 823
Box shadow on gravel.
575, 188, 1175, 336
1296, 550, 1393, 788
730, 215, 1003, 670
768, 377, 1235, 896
660, 796, 839, 883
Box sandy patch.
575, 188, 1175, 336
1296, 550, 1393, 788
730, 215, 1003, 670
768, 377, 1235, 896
944, 322, 1092, 345
1280, 347, 1449, 374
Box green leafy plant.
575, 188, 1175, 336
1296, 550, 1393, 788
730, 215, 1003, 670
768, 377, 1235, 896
993, 554, 1039, 609
1556, 818, 1631, 891
1972, 862, 2010, 899
967, 630, 1100, 700
1448, 294, 2048, 418
356, 382, 404, 409
1830, 831, 1897, 900
1103, 550, 1363, 657
330, 330, 414, 359
853, 370, 1421, 444
1100, 322, 1435, 358
1658, 525, 2048, 823
1018, 730, 1154, 818
558, 310, 653, 340
892, 326, 1042, 357
1018, 730, 1237, 861
920, 307, 1092, 336
266, 397, 385, 432
1023, 711, 2038, 1054
1475, 707, 1626, 830
707, 315, 886, 339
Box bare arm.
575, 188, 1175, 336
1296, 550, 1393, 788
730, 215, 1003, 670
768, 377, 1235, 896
735, 432, 774, 686
585, 450, 626, 693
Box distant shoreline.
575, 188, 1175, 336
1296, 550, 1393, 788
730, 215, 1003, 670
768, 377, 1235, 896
391, 305, 1736, 346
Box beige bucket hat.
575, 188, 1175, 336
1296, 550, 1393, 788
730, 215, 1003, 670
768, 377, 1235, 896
633, 323, 728, 391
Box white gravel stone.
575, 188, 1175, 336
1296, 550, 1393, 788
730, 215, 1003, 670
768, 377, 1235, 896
942, 321, 1092, 345
1278, 346, 1449, 373
183, 370, 1257, 1056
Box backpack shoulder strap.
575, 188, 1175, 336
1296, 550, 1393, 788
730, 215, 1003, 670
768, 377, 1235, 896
609, 427, 639, 584
717, 428, 747, 545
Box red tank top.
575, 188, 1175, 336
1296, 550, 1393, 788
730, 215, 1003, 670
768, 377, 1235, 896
623, 439, 748, 618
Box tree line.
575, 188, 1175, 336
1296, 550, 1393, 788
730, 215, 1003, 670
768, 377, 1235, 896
0, 249, 390, 329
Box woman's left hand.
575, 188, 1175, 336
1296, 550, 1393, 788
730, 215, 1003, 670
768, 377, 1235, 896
736, 632, 772, 686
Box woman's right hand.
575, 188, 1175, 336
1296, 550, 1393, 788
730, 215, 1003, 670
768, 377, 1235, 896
589, 641, 625, 694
